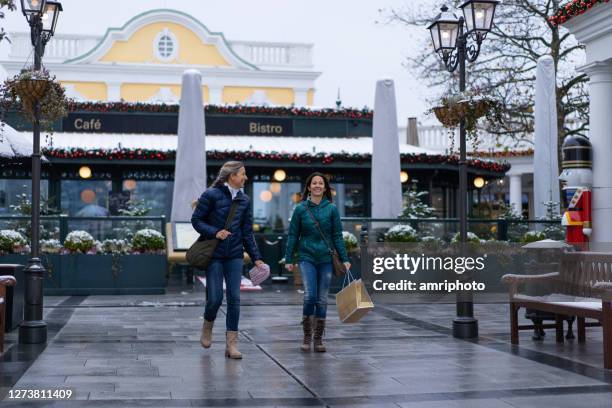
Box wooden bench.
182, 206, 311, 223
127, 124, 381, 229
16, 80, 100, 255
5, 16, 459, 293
0, 275, 17, 353
502, 251, 612, 369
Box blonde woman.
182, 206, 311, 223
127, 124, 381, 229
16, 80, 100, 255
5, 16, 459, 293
191, 161, 264, 359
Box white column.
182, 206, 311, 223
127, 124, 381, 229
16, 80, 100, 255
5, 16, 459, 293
508, 174, 523, 217
106, 82, 121, 101
208, 86, 223, 104
294, 88, 308, 107
584, 61, 612, 244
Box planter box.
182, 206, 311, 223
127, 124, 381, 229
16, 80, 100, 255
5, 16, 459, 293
41, 254, 62, 291
1, 253, 167, 295
43, 253, 167, 296
116, 254, 167, 291
53, 254, 115, 295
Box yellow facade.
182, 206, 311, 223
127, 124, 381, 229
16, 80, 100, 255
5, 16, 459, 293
307, 89, 314, 106
119, 84, 210, 103
120, 83, 180, 102
100, 22, 230, 66
61, 83, 300, 105
61, 82, 107, 101
222, 87, 295, 105
55, 11, 315, 106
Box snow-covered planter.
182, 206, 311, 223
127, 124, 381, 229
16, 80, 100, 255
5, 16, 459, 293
25, 230, 167, 296
40, 239, 62, 254
451, 231, 484, 244
100, 239, 131, 255
131, 229, 165, 253
421, 236, 443, 244
64, 230, 96, 253
0, 230, 29, 254
521, 230, 547, 244
384, 225, 420, 243
343, 231, 359, 252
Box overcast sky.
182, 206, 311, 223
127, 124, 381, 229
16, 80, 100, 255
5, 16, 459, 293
0, 0, 440, 125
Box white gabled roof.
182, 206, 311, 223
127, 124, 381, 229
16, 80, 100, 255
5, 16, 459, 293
37, 132, 438, 156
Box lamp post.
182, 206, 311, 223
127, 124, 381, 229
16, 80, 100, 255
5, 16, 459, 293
427, 1, 498, 339
18, 0, 62, 345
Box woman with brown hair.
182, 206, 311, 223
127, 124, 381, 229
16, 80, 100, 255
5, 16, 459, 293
284, 172, 350, 352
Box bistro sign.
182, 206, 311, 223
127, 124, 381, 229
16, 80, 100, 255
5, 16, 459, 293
63, 112, 293, 136
205, 116, 292, 136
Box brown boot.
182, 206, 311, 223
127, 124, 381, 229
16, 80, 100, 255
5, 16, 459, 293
301, 316, 314, 352
200, 319, 214, 348
225, 331, 243, 359
313, 318, 326, 352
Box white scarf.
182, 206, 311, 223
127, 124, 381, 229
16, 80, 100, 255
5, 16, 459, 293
224, 182, 242, 200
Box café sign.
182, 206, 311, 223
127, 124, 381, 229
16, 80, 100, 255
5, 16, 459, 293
63, 112, 293, 136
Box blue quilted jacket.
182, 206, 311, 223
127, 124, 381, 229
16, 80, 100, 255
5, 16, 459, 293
191, 185, 262, 261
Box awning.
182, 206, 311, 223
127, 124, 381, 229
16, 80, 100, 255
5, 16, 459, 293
34, 132, 510, 174
37, 132, 437, 156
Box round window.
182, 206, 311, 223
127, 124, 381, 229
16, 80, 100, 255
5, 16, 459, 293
154, 29, 178, 61
158, 35, 174, 58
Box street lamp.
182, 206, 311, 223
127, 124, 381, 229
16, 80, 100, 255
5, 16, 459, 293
20, 0, 46, 20
461, 0, 498, 40
19, 0, 62, 345
40, 1, 62, 39
427, 1, 498, 339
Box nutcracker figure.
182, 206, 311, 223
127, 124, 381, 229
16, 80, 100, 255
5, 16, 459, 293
558, 135, 592, 250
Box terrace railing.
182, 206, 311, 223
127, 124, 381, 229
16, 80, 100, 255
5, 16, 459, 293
340, 217, 564, 243
0, 214, 563, 248
0, 215, 166, 242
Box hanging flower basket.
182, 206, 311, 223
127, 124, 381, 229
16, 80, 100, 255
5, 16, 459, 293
428, 92, 504, 154
431, 97, 497, 132
432, 99, 497, 132
0, 67, 69, 130
12, 77, 50, 114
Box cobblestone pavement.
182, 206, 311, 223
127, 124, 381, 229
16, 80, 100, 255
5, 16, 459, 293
2, 281, 612, 407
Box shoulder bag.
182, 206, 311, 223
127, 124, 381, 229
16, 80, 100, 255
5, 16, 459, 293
186, 200, 239, 270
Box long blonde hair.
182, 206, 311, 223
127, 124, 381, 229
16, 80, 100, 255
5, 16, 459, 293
212, 161, 245, 187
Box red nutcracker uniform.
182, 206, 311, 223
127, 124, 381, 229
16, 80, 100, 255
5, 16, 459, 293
561, 188, 591, 246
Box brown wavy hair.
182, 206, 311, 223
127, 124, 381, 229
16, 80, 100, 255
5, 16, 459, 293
301, 172, 333, 203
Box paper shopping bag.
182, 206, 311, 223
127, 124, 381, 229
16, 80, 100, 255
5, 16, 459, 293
335, 278, 374, 323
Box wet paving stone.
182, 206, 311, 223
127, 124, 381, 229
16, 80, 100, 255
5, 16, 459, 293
2, 286, 612, 406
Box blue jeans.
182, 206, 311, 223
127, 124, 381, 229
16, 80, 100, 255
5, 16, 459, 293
204, 258, 243, 331
299, 261, 333, 319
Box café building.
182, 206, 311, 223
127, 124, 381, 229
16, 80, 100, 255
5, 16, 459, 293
3, 102, 508, 231
0, 9, 509, 230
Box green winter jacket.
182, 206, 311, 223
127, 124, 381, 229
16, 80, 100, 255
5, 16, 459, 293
284, 198, 350, 265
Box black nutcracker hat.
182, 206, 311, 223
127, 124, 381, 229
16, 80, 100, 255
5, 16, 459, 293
562, 135, 592, 169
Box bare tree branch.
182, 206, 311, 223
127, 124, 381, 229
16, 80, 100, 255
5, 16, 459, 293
383, 0, 589, 175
